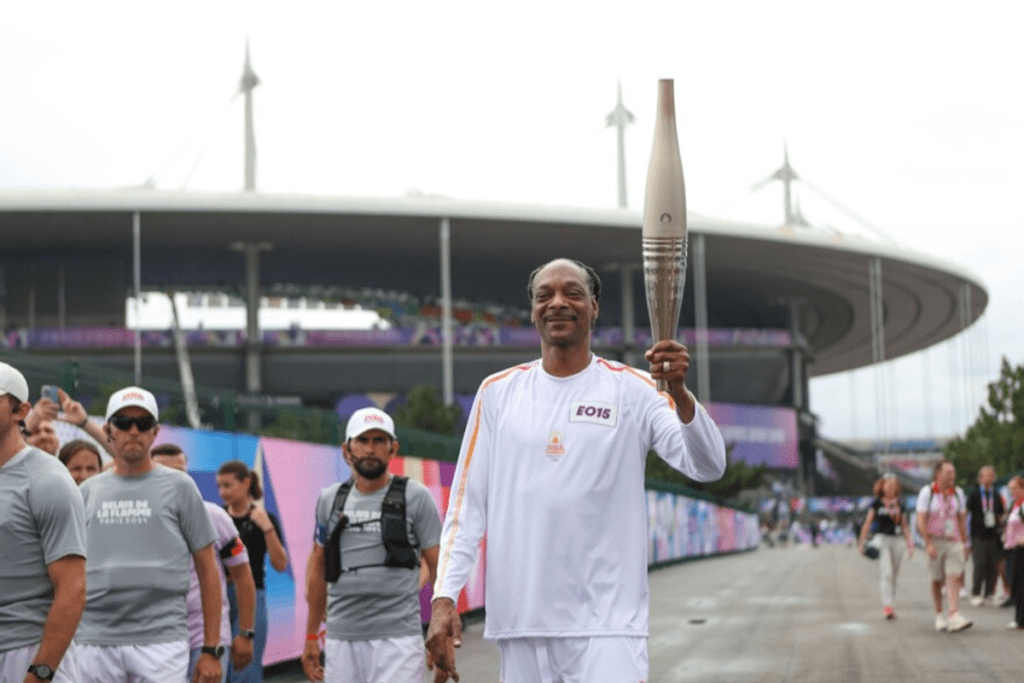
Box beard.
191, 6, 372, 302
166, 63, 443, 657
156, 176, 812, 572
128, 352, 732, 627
354, 458, 387, 480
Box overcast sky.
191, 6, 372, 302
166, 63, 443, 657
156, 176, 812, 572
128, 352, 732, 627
3, 1, 1021, 443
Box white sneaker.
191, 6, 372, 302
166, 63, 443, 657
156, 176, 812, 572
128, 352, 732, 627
935, 614, 948, 631
969, 596, 984, 607
1007, 622, 1019, 630
947, 613, 973, 632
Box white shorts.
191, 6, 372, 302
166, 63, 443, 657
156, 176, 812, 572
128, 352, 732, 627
0, 642, 79, 683
497, 636, 648, 683
324, 635, 424, 683
78, 641, 188, 683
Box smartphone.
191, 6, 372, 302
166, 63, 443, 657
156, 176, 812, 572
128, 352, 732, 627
40, 385, 60, 404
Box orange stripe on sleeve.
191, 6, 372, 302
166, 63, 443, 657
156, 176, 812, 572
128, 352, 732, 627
435, 365, 530, 591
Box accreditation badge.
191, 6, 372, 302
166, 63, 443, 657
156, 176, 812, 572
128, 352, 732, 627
985, 510, 996, 528
944, 519, 956, 537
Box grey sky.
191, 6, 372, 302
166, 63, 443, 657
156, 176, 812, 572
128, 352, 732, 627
2, 1, 1021, 441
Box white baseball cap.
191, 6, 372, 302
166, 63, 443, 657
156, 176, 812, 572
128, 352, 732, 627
0, 362, 29, 402
105, 386, 160, 421
345, 407, 396, 441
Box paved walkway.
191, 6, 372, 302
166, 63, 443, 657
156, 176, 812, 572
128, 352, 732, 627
270, 543, 1024, 682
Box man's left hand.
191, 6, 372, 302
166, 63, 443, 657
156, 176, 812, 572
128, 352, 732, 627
231, 635, 253, 670
192, 653, 222, 683
645, 340, 695, 422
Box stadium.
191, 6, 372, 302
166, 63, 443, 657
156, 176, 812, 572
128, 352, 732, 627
0, 49, 990, 496
0, 183, 987, 493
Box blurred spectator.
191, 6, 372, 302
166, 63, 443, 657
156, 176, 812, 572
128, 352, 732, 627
967, 465, 1005, 607
1003, 476, 1024, 629
153, 445, 257, 682
858, 475, 914, 620
916, 460, 972, 632
23, 387, 111, 458
26, 419, 59, 455
217, 461, 288, 683
57, 440, 102, 485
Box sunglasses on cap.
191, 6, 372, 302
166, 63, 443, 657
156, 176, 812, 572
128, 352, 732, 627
109, 415, 158, 432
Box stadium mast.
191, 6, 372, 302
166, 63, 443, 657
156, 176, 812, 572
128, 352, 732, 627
240, 38, 260, 191
750, 142, 807, 227
605, 79, 635, 209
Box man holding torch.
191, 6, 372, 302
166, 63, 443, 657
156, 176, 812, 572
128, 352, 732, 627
425, 257, 726, 683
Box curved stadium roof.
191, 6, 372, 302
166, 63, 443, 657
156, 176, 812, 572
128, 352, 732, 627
0, 189, 986, 377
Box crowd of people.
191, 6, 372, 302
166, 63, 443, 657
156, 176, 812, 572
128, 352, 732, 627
0, 361, 289, 683
857, 461, 1024, 633
0, 258, 731, 683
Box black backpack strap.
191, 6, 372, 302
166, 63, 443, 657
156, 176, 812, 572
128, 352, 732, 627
323, 479, 354, 582
381, 476, 418, 569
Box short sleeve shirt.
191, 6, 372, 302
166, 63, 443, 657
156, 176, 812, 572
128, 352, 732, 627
869, 497, 906, 536
0, 447, 87, 652
313, 477, 442, 640
916, 485, 967, 542
78, 464, 217, 645
186, 502, 250, 649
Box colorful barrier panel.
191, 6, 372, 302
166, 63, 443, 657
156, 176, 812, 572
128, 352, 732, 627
647, 490, 760, 564
147, 426, 484, 667
84, 424, 761, 667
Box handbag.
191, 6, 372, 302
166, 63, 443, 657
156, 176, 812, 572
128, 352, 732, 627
863, 535, 881, 560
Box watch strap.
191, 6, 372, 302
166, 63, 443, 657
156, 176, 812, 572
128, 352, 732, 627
201, 645, 225, 658
27, 664, 55, 681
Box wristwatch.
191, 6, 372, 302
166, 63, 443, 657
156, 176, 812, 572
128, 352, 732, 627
27, 664, 55, 681
239, 629, 256, 639
201, 645, 226, 659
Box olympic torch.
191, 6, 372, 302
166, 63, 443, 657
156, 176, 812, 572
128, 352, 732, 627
642, 79, 687, 392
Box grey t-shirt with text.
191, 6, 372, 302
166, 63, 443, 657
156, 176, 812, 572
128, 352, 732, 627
0, 447, 87, 652
314, 477, 441, 640
78, 464, 216, 645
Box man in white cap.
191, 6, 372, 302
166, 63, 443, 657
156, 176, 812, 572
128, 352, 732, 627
0, 361, 87, 683
301, 407, 442, 683
77, 386, 224, 683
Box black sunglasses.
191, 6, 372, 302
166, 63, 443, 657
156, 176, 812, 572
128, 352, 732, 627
109, 415, 157, 432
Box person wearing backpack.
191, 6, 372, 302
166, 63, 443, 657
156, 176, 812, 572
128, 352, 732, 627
1002, 476, 1024, 629
916, 460, 972, 632
302, 408, 442, 683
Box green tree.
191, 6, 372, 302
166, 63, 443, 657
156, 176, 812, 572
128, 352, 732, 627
261, 409, 340, 444
945, 357, 1024, 486
645, 445, 765, 503
394, 385, 461, 435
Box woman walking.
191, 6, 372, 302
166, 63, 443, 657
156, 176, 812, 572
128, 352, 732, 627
1004, 476, 1024, 629
859, 475, 914, 619
217, 461, 289, 683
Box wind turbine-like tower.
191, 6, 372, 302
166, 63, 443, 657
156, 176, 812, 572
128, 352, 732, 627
241, 40, 260, 192
606, 80, 635, 209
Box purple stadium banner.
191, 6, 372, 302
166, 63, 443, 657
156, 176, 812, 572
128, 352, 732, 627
705, 402, 798, 468
4, 325, 792, 350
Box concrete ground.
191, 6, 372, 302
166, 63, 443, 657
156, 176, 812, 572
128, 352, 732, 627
269, 543, 1024, 682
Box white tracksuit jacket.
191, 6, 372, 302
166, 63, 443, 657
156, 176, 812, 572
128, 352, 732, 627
434, 355, 726, 639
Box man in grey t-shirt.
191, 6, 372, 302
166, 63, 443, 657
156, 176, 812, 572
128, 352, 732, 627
302, 408, 442, 683
0, 362, 87, 683
77, 386, 222, 683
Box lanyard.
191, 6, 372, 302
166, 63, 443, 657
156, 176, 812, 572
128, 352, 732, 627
982, 488, 991, 513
